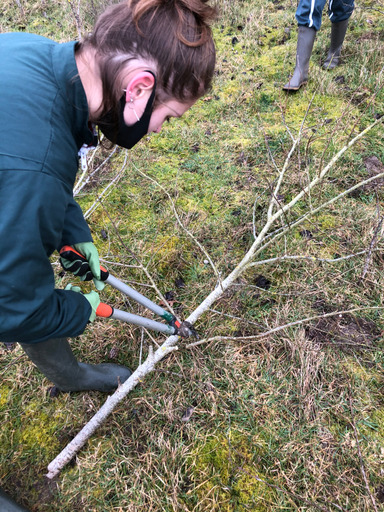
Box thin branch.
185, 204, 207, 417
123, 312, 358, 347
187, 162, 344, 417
272, 118, 383, 222
360, 214, 384, 280
0, 354, 25, 376
100, 259, 140, 270
67, 0, 83, 41
131, 163, 222, 287
231, 117, 383, 285
252, 188, 268, 239
139, 329, 144, 366
185, 306, 384, 348
208, 308, 264, 327
267, 136, 299, 220
98, 201, 178, 319
245, 249, 383, 270
257, 167, 384, 258
268, 89, 316, 218
14, 0, 25, 18
74, 145, 118, 196
83, 151, 128, 219
364, 6, 384, 15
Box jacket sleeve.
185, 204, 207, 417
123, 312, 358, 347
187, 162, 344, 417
0, 171, 92, 344
59, 195, 93, 248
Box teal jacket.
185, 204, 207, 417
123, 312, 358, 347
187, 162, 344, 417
0, 33, 95, 343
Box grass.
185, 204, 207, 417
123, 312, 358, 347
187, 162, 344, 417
1, 0, 384, 510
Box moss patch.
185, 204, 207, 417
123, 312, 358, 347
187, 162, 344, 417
187, 431, 274, 511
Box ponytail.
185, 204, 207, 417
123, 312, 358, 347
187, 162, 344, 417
80, 0, 217, 119
129, 0, 217, 46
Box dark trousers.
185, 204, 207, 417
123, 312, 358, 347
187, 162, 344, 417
296, 0, 355, 31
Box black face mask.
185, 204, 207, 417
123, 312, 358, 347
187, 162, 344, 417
97, 72, 156, 149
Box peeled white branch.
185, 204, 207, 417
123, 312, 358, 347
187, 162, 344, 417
46, 343, 178, 479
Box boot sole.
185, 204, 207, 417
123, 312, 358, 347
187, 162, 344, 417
282, 80, 308, 91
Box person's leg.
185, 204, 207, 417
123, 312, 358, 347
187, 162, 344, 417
323, 0, 354, 69
282, 26, 316, 91
296, 0, 327, 32
20, 338, 132, 392
283, 0, 326, 91
328, 0, 354, 24
0, 488, 30, 512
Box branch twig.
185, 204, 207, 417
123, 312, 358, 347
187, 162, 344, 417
186, 306, 384, 348
360, 214, 384, 280
132, 163, 222, 287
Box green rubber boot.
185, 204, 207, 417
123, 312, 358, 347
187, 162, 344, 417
323, 19, 349, 69
283, 26, 316, 91
20, 338, 132, 392
0, 488, 29, 512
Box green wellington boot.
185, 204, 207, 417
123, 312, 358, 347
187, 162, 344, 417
323, 19, 349, 69
283, 26, 316, 91
20, 338, 132, 392
0, 488, 30, 512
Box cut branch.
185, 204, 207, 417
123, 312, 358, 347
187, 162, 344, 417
46, 342, 178, 479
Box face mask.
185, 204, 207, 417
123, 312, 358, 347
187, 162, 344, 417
97, 72, 156, 149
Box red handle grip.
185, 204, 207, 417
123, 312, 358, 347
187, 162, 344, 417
96, 303, 114, 318
60, 245, 109, 280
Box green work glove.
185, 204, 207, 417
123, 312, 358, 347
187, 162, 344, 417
60, 242, 105, 291
65, 284, 101, 322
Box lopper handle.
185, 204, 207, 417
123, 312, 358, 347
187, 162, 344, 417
95, 303, 177, 334
96, 302, 114, 318
105, 274, 180, 328
59, 245, 109, 281
60, 246, 181, 330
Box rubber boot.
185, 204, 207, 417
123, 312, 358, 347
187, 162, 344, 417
0, 488, 30, 512
323, 19, 349, 69
19, 338, 132, 392
283, 26, 316, 91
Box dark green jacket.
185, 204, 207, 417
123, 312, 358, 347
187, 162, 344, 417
0, 33, 94, 343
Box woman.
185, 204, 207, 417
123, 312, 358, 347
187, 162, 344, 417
0, 0, 216, 393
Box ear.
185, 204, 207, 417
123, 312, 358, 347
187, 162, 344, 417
125, 71, 155, 102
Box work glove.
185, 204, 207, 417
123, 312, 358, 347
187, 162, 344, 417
60, 242, 105, 291
65, 284, 100, 322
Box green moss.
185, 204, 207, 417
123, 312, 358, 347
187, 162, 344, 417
258, 27, 285, 48
187, 431, 275, 511
360, 409, 384, 440
317, 243, 341, 259
151, 234, 181, 271
19, 421, 59, 457
343, 360, 377, 383
0, 386, 11, 409
15, 400, 61, 458
317, 214, 338, 230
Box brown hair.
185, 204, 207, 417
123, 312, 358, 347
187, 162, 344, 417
78, 0, 217, 120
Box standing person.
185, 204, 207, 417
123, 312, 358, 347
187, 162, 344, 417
0, 0, 217, 394
283, 0, 354, 91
